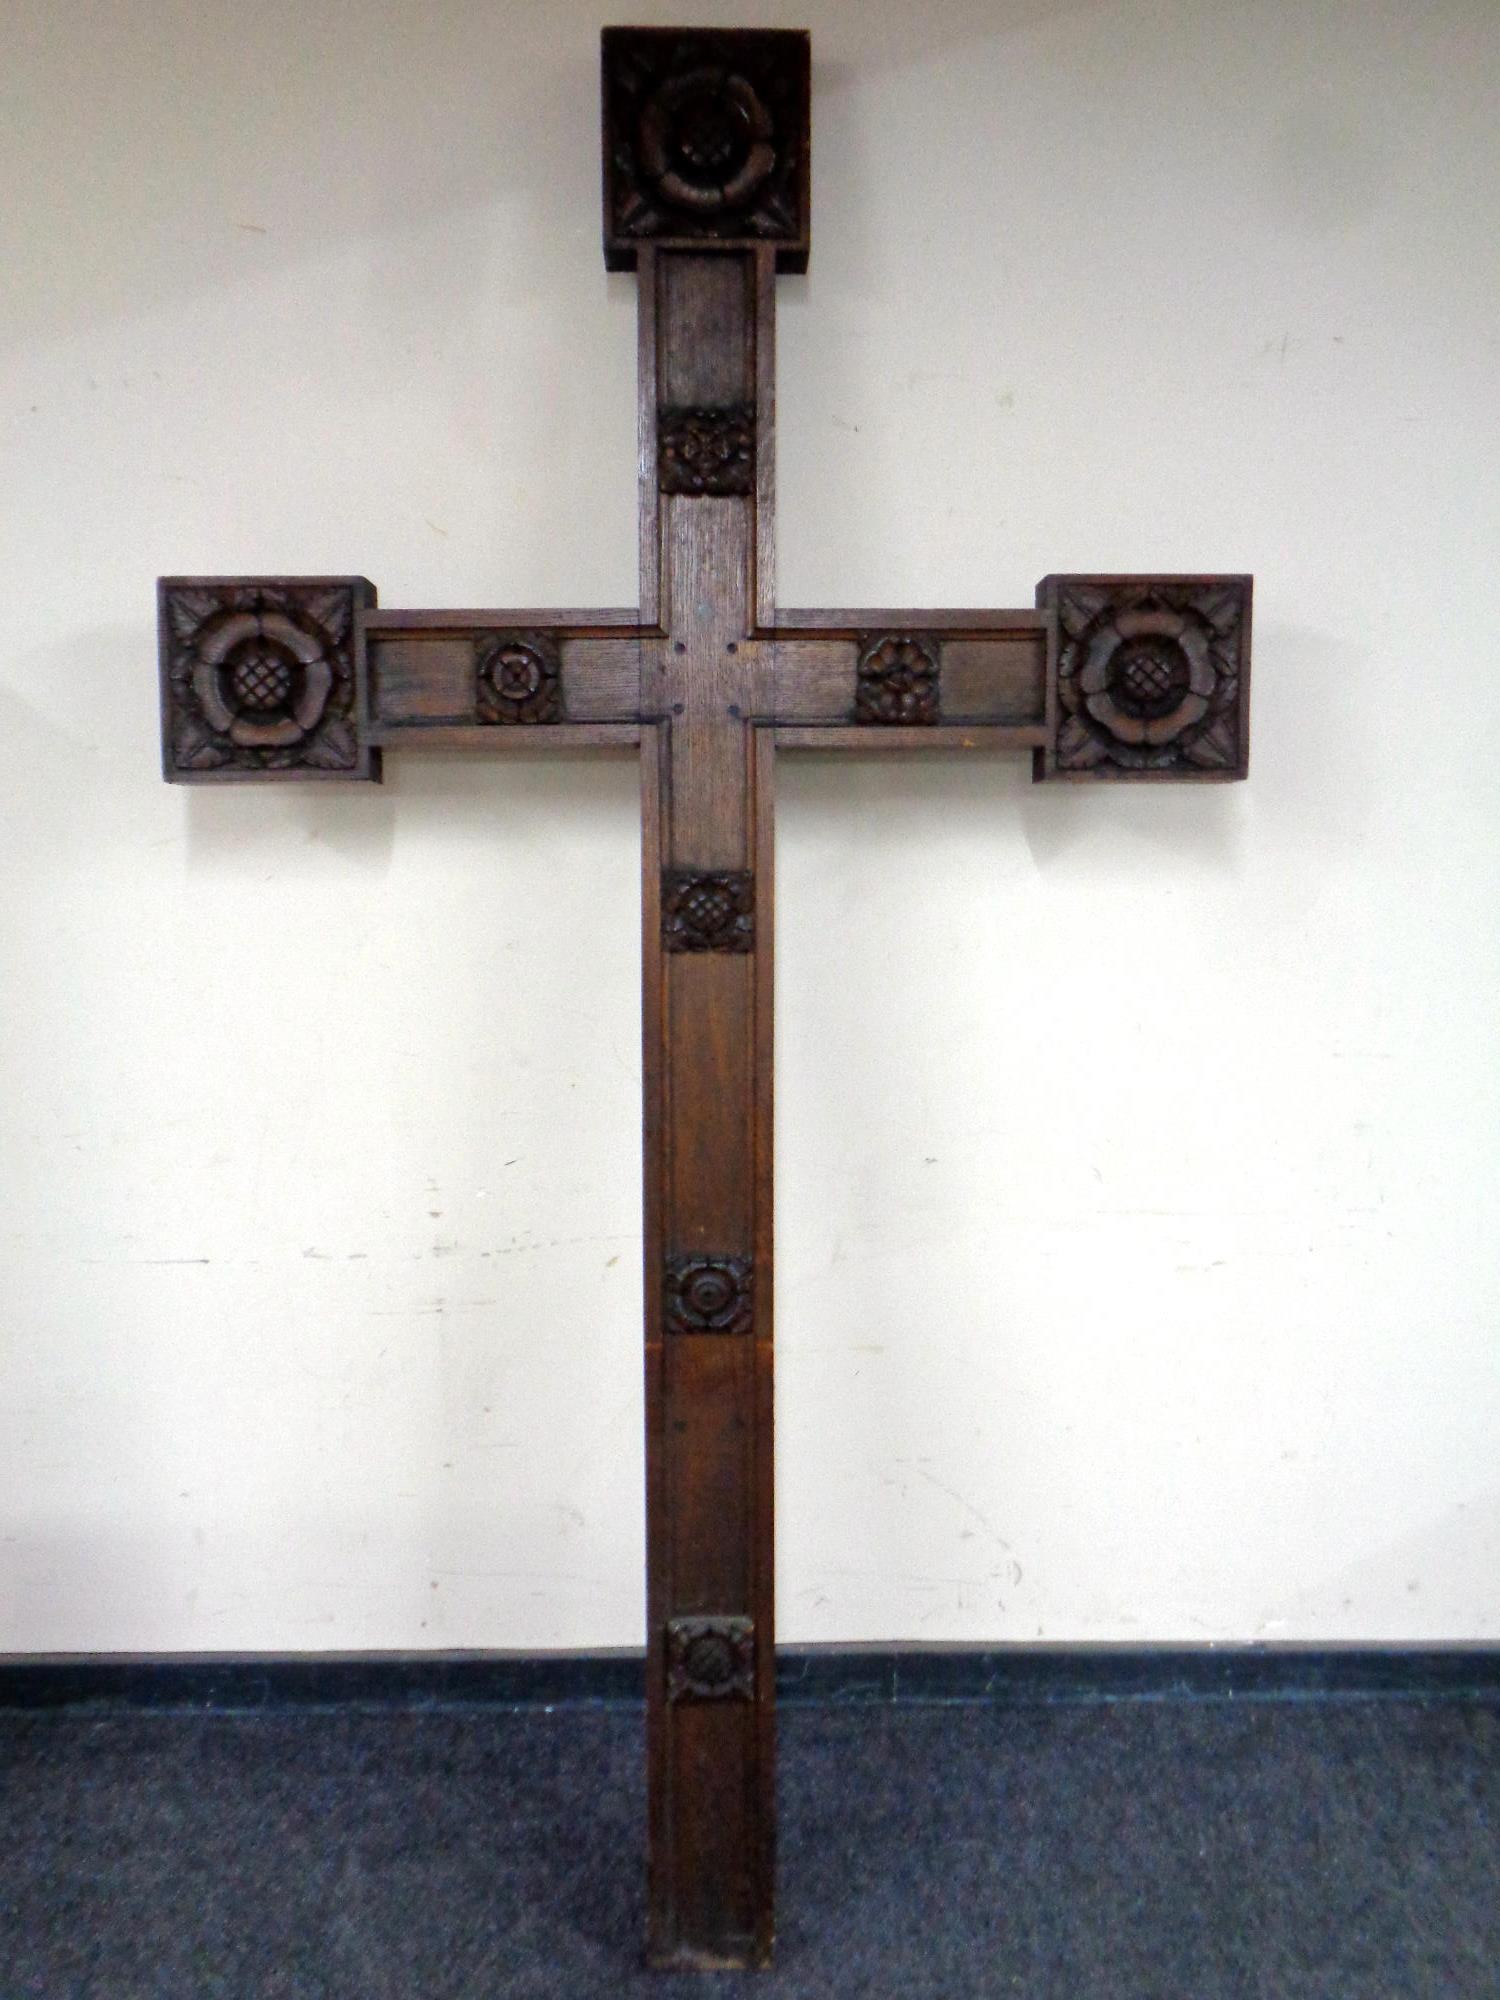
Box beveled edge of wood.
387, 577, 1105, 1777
365, 722, 642, 752
768, 608, 1047, 637
362, 608, 654, 636
772, 723, 1047, 753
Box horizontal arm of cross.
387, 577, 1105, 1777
759, 606, 1050, 753
371, 602, 1053, 757
156, 582, 668, 779
363, 605, 657, 754
159, 575, 1250, 782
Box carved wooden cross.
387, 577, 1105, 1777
157, 28, 1251, 1970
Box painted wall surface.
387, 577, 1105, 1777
2, 0, 1497, 1650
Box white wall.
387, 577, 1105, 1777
3, 0, 1498, 1651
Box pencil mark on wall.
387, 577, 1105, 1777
905, 1461, 1015, 1562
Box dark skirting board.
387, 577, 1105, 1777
3, 1645, 1497, 1713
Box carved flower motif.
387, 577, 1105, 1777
855, 635, 940, 725
476, 636, 562, 724
161, 581, 365, 778
662, 871, 755, 953
1052, 580, 1247, 775
193, 610, 333, 750
659, 406, 755, 497
1079, 618, 1214, 748
666, 1255, 753, 1335
639, 66, 776, 215
666, 1616, 755, 1702
603, 29, 808, 264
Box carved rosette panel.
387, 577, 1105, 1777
475, 633, 563, 724
855, 634, 941, 725
159, 577, 376, 782
666, 1617, 756, 1703
659, 406, 755, 497
665, 1255, 753, 1336
663, 871, 755, 953
602, 27, 810, 270
1038, 575, 1252, 780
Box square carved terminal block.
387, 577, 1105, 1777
1035, 574, 1252, 781
159, 576, 378, 783
602, 27, 811, 272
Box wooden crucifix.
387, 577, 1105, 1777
157, 26, 1251, 1971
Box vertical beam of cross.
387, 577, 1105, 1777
156, 25, 1252, 1974
637, 243, 777, 1968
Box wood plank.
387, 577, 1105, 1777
753, 246, 778, 633
641, 245, 775, 1971
363, 607, 646, 630
665, 957, 754, 1243
767, 634, 1046, 727
368, 629, 644, 727
774, 723, 1047, 752
941, 636, 1045, 723
665, 1337, 755, 1609
772, 607, 1048, 634
663, 503, 754, 867
660, 252, 752, 407
365, 722, 641, 751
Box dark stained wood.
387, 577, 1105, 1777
1035, 573, 1252, 780
640, 241, 773, 1968
363, 607, 647, 627
154, 25, 1252, 1971
773, 722, 1048, 753
773, 608, 1048, 630
367, 631, 644, 728
365, 722, 642, 752
602, 28, 811, 275
765, 632, 1047, 727
158, 578, 379, 782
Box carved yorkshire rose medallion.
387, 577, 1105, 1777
665, 1255, 754, 1335
475, 633, 562, 724
1038, 575, 1252, 779
666, 1616, 756, 1703
855, 634, 941, 724
662, 870, 755, 953
159, 578, 376, 781
602, 27, 811, 269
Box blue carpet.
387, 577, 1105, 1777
1, 1700, 1496, 1995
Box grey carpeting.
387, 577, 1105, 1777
1, 1700, 1497, 1996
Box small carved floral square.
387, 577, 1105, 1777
159, 577, 376, 782
475, 632, 563, 724
1040, 575, 1251, 779
666, 1255, 753, 1335
663, 871, 755, 953
666, 1616, 756, 1703
659, 406, 755, 497
855, 634, 941, 725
